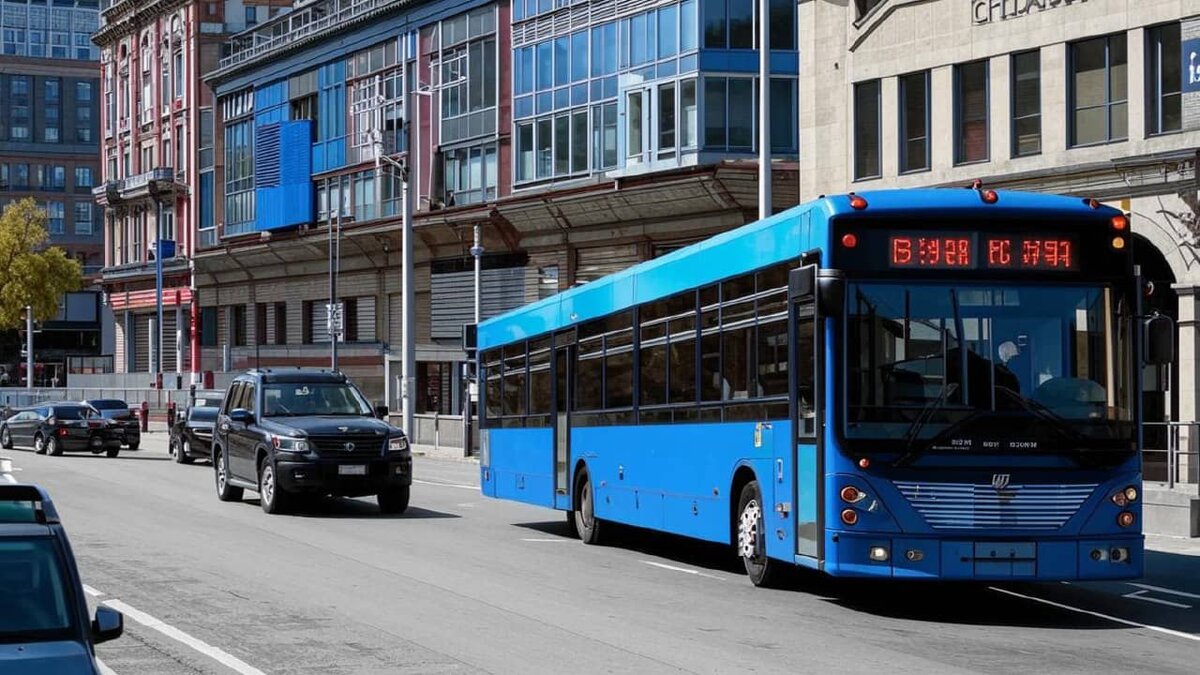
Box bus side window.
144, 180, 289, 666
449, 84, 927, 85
797, 315, 816, 437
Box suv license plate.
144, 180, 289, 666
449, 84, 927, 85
338, 465, 367, 476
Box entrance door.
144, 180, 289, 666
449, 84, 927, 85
553, 331, 575, 509
790, 265, 821, 560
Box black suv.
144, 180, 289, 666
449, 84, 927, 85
0, 484, 124, 674
82, 400, 140, 451
211, 369, 412, 515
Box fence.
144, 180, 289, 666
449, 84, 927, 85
0, 388, 227, 416
1143, 422, 1200, 492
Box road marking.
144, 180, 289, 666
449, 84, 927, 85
95, 657, 119, 675
413, 478, 477, 491
641, 560, 726, 581
1127, 582, 1200, 601
456, 502, 476, 508
83, 584, 104, 598
1123, 590, 1191, 609
989, 587, 1200, 642
521, 537, 569, 542
103, 598, 267, 675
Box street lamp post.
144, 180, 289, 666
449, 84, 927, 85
758, 0, 771, 222
25, 306, 33, 390
155, 200, 164, 385
328, 186, 340, 371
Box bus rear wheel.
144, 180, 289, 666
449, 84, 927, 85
573, 470, 603, 545
737, 480, 781, 588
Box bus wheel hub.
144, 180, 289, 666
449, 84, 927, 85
738, 500, 762, 559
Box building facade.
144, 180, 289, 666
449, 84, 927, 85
800, 0, 1200, 476
0, 0, 106, 384
195, 0, 802, 409
92, 0, 290, 384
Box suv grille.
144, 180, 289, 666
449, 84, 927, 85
309, 434, 387, 457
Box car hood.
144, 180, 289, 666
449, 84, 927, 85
258, 416, 400, 437
0, 641, 97, 675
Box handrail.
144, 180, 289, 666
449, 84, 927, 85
1143, 421, 1200, 493
217, 0, 400, 72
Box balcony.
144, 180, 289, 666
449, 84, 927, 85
215, 0, 401, 75
92, 168, 186, 206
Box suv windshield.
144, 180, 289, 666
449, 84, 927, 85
89, 400, 126, 410
845, 282, 1134, 451
262, 383, 371, 417
0, 538, 76, 643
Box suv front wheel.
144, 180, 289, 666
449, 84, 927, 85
377, 486, 410, 515
259, 459, 291, 515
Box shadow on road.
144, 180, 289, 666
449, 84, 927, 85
255, 495, 462, 520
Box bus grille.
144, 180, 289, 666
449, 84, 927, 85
893, 481, 1098, 531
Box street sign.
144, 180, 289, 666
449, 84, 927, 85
325, 302, 344, 338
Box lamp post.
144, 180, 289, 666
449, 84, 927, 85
328, 184, 340, 371
25, 306, 33, 390
758, 0, 771, 222
155, 200, 164, 384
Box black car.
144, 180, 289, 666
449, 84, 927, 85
212, 369, 412, 515
169, 406, 219, 464
0, 404, 122, 458
0, 484, 124, 674
82, 400, 140, 451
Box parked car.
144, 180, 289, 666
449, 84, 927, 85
0, 404, 123, 458
169, 406, 219, 464
211, 369, 412, 515
0, 483, 124, 674
82, 400, 140, 451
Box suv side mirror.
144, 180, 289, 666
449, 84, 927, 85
92, 606, 123, 644
229, 408, 254, 424
374, 404, 389, 419
1143, 314, 1175, 366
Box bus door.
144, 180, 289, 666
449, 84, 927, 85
790, 265, 821, 560
552, 330, 576, 510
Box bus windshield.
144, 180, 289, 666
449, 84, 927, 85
844, 282, 1135, 453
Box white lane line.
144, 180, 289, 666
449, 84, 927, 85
641, 560, 726, 581
521, 537, 570, 542
413, 478, 477, 491
83, 584, 104, 598
103, 599, 267, 675
1127, 582, 1200, 601
1123, 590, 1191, 609
989, 587, 1200, 642
95, 657, 119, 675
456, 502, 476, 508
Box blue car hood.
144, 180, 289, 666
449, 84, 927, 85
0, 641, 97, 675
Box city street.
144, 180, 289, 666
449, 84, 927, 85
3, 434, 1199, 675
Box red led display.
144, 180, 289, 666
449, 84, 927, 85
986, 237, 1075, 270
890, 236, 974, 268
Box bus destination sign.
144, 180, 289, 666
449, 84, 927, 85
889, 232, 1077, 271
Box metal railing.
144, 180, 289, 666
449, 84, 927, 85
1143, 422, 1200, 492
0, 388, 226, 419
218, 0, 399, 71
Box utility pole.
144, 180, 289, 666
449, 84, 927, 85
758, 0, 771, 222
471, 224, 483, 324
328, 183, 340, 371
155, 200, 164, 384
25, 306, 33, 390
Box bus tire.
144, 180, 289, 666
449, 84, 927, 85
573, 470, 604, 545
737, 480, 781, 588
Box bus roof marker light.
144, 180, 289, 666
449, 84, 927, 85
1111, 215, 1128, 231
841, 233, 858, 248
858, 457, 870, 469
849, 195, 868, 210
981, 189, 999, 204
1087, 198, 1101, 209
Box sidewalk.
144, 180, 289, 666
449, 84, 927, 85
1146, 533, 1200, 556
412, 443, 478, 463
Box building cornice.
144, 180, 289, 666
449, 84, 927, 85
94, 0, 190, 47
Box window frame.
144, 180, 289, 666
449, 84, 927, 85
953, 59, 990, 165
1068, 32, 1129, 148
897, 70, 931, 174
1010, 49, 1042, 158
1146, 22, 1182, 137
853, 79, 882, 181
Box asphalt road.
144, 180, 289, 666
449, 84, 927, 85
4, 434, 1199, 675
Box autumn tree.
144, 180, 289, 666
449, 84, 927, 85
0, 198, 83, 330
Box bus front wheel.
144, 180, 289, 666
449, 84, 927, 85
573, 470, 603, 545
737, 480, 781, 587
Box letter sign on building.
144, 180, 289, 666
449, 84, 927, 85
973, 0, 1089, 26
1184, 22, 1200, 131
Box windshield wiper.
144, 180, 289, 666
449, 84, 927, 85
995, 386, 1087, 443
895, 382, 960, 466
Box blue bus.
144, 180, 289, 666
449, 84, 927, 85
477, 188, 1170, 584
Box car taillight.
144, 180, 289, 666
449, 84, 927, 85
58, 427, 68, 437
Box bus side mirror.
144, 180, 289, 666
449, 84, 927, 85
1143, 315, 1174, 366
789, 267, 845, 318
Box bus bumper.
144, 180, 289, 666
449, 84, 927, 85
822, 532, 1144, 580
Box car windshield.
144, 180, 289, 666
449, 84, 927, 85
0, 538, 76, 643
89, 400, 126, 410
261, 383, 372, 417
189, 407, 218, 422
844, 282, 1135, 450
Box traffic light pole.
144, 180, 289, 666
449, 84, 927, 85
25, 305, 33, 390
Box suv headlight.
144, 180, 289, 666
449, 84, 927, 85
388, 436, 409, 453
272, 435, 310, 454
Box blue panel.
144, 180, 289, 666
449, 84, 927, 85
489, 427, 555, 508
1183, 39, 1200, 94
254, 120, 313, 232
697, 50, 799, 75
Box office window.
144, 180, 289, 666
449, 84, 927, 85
46, 201, 64, 235
659, 83, 676, 152
955, 61, 989, 164
703, 77, 753, 151
681, 0, 698, 51
1147, 23, 1181, 136
73, 202, 92, 235
703, 0, 725, 48
75, 167, 93, 190
853, 80, 881, 180
536, 118, 552, 178
592, 102, 618, 170
769, 78, 797, 153
230, 305, 247, 347
627, 90, 645, 159
274, 303, 287, 345
0, 164, 7, 190
444, 144, 498, 206
1070, 33, 1127, 146
516, 122, 534, 181
899, 72, 929, 173
1011, 51, 1041, 156
75, 81, 92, 102
13, 164, 29, 189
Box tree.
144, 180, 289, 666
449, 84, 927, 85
0, 198, 83, 330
